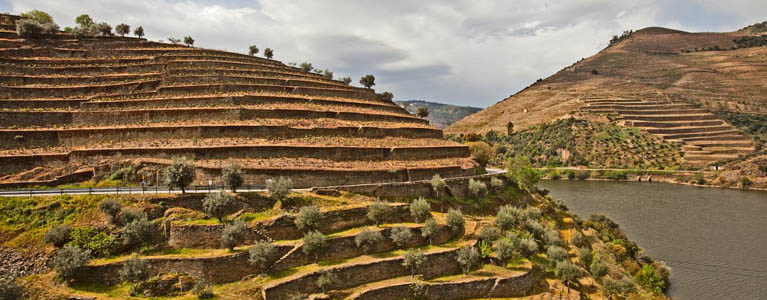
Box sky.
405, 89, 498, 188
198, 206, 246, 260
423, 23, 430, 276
2, 0, 765, 108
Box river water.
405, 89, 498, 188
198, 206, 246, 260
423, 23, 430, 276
540, 180, 767, 300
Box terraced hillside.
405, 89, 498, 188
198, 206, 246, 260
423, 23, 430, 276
580, 98, 754, 168
0, 14, 475, 188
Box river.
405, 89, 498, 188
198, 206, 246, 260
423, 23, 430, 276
540, 180, 767, 300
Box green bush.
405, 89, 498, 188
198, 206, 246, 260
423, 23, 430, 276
635, 264, 666, 294
506, 155, 540, 192
355, 227, 383, 254
316, 269, 336, 293
381, 91, 393, 101
300, 62, 313, 72
571, 231, 585, 248
409, 197, 431, 222
294, 205, 321, 231
546, 245, 568, 264
16, 19, 43, 38
578, 247, 592, 267
341, 77, 352, 85
490, 177, 504, 191
495, 205, 522, 231
263, 48, 274, 59
359, 74, 375, 88
165, 156, 196, 193
0, 276, 23, 299
554, 261, 581, 283
222, 160, 244, 192
98, 199, 122, 223
122, 214, 156, 249
249, 240, 278, 273
468, 179, 488, 198
44, 224, 72, 248
367, 201, 392, 226
302, 231, 327, 261
544, 229, 562, 247
115, 23, 130, 36
119, 254, 150, 283
192, 279, 214, 299
267, 177, 293, 201
479, 226, 502, 243
68, 226, 117, 257
519, 237, 538, 257
446, 209, 465, 232
430, 174, 447, 197
589, 259, 607, 278
202, 192, 236, 222
183, 35, 194, 46
221, 220, 248, 250
467, 142, 494, 168
421, 218, 439, 244
522, 207, 541, 221
739, 176, 753, 187
494, 238, 517, 267
52, 245, 91, 281
390, 227, 413, 248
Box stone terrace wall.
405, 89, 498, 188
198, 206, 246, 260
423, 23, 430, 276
314, 173, 508, 200
351, 271, 533, 300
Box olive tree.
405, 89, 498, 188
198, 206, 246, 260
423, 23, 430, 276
341, 77, 351, 85
519, 237, 539, 257
456, 245, 480, 274
381, 91, 393, 101
119, 254, 150, 283
133, 26, 144, 38
446, 209, 465, 232
430, 174, 446, 197
467, 142, 494, 168
468, 179, 487, 198
44, 224, 72, 248
183, 35, 194, 46
409, 197, 431, 222
264, 48, 274, 59
267, 177, 293, 201
367, 201, 392, 226
589, 259, 608, 278
322, 69, 333, 79
115, 23, 130, 36
421, 218, 439, 244
294, 206, 321, 232
544, 228, 563, 247
52, 245, 91, 282
359, 74, 375, 88
221, 220, 248, 251
578, 247, 593, 267
494, 238, 517, 267
402, 249, 426, 277
302, 231, 327, 261
222, 160, 244, 192
546, 245, 568, 265
203, 192, 236, 222
355, 227, 383, 254
249, 240, 278, 274
122, 214, 156, 249
316, 269, 336, 293
390, 227, 413, 248
571, 231, 586, 248
248, 45, 259, 56
416, 107, 429, 118
166, 156, 196, 193
506, 155, 540, 193
479, 226, 502, 243
300, 62, 313, 72
494, 205, 522, 231
98, 199, 122, 223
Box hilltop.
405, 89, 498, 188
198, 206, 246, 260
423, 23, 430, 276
396, 100, 482, 129
447, 24, 766, 178
0, 13, 476, 189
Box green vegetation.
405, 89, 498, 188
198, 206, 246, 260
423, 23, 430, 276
468, 178, 487, 197
183, 35, 195, 47
446, 209, 464, 232
267, 177, 293, 201
390, 226, 413, 248
300, 62, 313, 72
367, 201, 392, 226
715, 111, 767, 152
166, 156, 196, 193
359, 74, 376, 89
409, 197, 431, 222
98, 199, 122, 224
220, 220, 247, 251
456, 245, 481, 274
68, 226, 117, 257
114, 23, 130, 36
52, 245, 91, 282
402, 249, 426, 276
119, 254, 150, 283
467, 141, 494, 168
249, 241, 278, 274
264, 48, 274, 59
294, 205, 321, 231
0, 276, 23, 299
133, 26, 144, 38
222, 160, 244, 192
733, 35, 767, 49
44, 224, 72, 248
202, 192, 235, 222
355, 227, 383, 254
609, 30, 634, 46
302, 230, 328, 261
248, 45, 259, 56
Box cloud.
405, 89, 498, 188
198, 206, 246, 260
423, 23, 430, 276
3, 0, 765, 107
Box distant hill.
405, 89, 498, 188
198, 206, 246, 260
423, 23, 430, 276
397, 100, 482, 129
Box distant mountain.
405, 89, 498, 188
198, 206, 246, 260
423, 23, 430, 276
396, 100, 482, 129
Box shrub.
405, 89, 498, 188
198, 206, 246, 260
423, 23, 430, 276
479, 226, 502, 243
571, 231, 585, 247
52, 245, 90, 281
341, 77, 352, 85
522, 207, 541, 221
589, 259, 607, 278
495, 205, 522, 231
446, 209, 465, 232
456, 245, 480, 274
123, 215, 156, 249
75, 14, 94, 27
467, 142, 494, 168
693, 172, 705, 185
20, 9, 53, 23
44, 224, 72, 248
421, 218, 438, 244
494, 238, 517, 267
183, 35, 194, 46
359, 74, 375, 88
192, 279, 214, 299
41, 22, 59, 35
68, 226, 117, 257
267, 177, 293, 201
381, 91, 393, 101
119, 254, 150, 283
302, 231, 327, 260
604, 276, 636, 298
294, 206, 321, 232
506, 155, 540, 192
367, 201, 392, 226
490, 177, 504, 191
249, 240, 278, 273
355, 227, 383, 253
739, 176, 753, 187
115, 23, 130, 36
264, 48, 274, 59
430, 174, 447, 197
300, 62, 313, 72
416, 106, 429, 118
554, 261, 581, 283
165, 156, 196, 193
316, 269, 336, 293
0, 275, 23, 299
543, 229, 563, 247
578, 247, 592, 267
222, 160, 244, 192
16, 19, 43, 38
119, 208, 144, 225
322, 69, 333, 79
468, 179, 488, 198
402, 249, 426, 276
635, 264, 666, 294
98, 199, 122, 223
409, 197, 431, 222
93, 22, 112, 36
519, 237, 538, 257
133, 26, 144, 38
203, 192, 236, 222
221, 220, 247, 251
524, 220, 544, 238
248, 45, 259, 56
390, 227, 413, 248
546, 246, 568, 265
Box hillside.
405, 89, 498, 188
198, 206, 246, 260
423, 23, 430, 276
447, 24, 767, 171
396, 100, 482, 129
0, 14, 476, 189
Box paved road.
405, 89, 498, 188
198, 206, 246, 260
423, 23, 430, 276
0, 168, 507, 197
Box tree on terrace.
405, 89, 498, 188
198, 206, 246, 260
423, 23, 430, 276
183, 35, 194, 46
264, 48, 274, 59
248, 45, 259, 56
133, 26, 144, 38
359, 74, 375, 88
115, 23, 130, 36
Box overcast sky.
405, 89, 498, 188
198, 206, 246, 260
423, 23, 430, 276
2, 0, 765, 107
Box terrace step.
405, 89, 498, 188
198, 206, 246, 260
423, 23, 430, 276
644, 125, 735, 135
662, 130, 742, 140
614, 109, 710, 115
620, 114, 717, 121
630, 120, 724, 128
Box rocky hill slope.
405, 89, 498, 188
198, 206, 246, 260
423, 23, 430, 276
396, 100, 481, 129
0, 14, 475, 189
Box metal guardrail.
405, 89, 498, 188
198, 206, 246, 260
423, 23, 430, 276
0, 184, 267, 197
